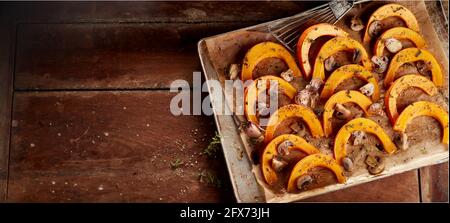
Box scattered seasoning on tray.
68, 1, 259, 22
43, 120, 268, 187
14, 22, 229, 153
170, 158, 184, 170
202, 132, 221, 158
198, 170, 222, 188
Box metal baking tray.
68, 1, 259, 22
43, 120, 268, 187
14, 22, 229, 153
197, 0, 449, 203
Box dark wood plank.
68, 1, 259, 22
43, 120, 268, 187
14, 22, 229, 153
9, 91, 234, 202
420, 163, 449, 202
5, 1, 317, 23
0, 4, 15, 202
15, 23, 256, 90
304, 171, 420, 202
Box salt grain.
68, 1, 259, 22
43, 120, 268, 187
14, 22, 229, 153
104, 132, 109, 136
30, 143, 35, 148
98, 185, 104, 191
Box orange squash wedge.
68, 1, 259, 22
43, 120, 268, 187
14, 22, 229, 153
334, 118, 397, 164
241, 42, 302, 81
320, 64, 380, 101
287, 153, 346, 192
363, 3, 420, 45
297, 23, 349, 79
264, 104, 324, 144
384, 48, 443, 87
323, 90, 373, 137
374, 27, 426, 57
244, 76, 297, 124
312, 36, 371, 81
262, 134, 320, 185
394, 101, 449, 145
385, 74, 438, 125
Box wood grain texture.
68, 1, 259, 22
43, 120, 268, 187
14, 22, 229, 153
9, 91, 234, 202
420, 163, 449, 202
0, 4, 15, 202
4, 1, 317, 23
15, 23, 256, 90
304, 171, 420, 202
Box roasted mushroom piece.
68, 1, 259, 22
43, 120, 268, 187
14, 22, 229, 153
350, 16, 365, 32
365, 154, 385, 175
296, 175, 313, 190
384, 38, 403, 54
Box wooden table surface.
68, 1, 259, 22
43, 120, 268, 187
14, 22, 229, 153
0, 1, 447, 203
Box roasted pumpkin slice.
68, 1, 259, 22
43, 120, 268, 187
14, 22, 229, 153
394, 101, 449, 145
264, 104, 324, 143
262, 134, 320, 185
323, 90, 373, 137
374, 27, 426, 57
287, 154, 346, 192
245, 76, 297, 124
320, 64, 380, 101
384, 48, 443, 87
385, 74, 438, 124
363, 3, 420, 44
312, 36, 371, 81
334, 118, 397, 164
241, 42, 302, 81
297, 23, 349, 79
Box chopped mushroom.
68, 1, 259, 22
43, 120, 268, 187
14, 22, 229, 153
228, 64, 241, 80
257, 102, 270, 116
308, 78, 324, 92
368, 20, 382, 38
359, 83, 375, 97
394, 132, 409, 150
277, 140, 293, 156
342, 156, 354, 172
324, 56, 338, 72
365, 154, 385, 175
296, 175, 313, 190
310, 92, 320, 109
271, 157, 288, 172
384, 38, 403, 53
295, 89, 312, 107
371, 56, 389, 73
290, 121, 306, 136
280, 69, 294, 82
352, 130, 367, 146
368, 102, 384, 116
243, 121, 263, 139
335, 103, 352, 120
350, 16, 365, 32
